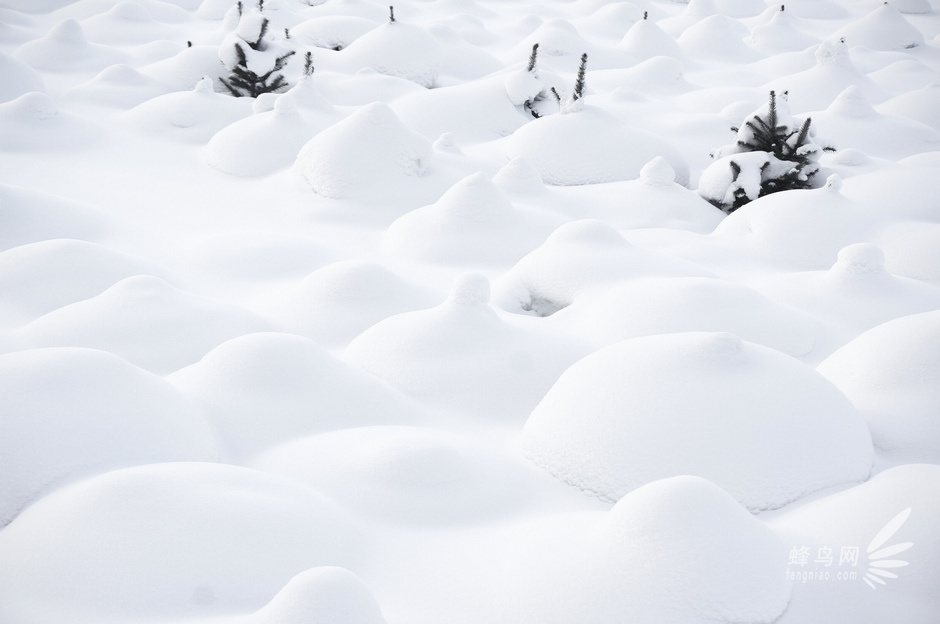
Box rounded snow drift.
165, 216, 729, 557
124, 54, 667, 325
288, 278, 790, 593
507, 106, 689, 186
0, 347, 217, 527
0, 462, 361, 622
817, 310, 940, 455
293, 101, 431, 200
522, 331, 874, 510
251, 567, 387, 624
168, 332, 423, 461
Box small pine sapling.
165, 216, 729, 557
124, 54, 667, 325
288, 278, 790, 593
561, 53, 588, 113
522, 43, 542, 118
303, 51, 314, 77
219, 0, 297, 97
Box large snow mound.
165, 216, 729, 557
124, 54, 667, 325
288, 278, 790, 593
383, 172, 559, 268
274, 260, 442, 349
0, 238, 166, 327
344, 273, 590, 420
168, 332, 425, 462
0, 347, 217, 527
769, 464, 940, 624
493, 219, 712, 315
293, 101, 432, 201
253, 426, 547, 525
337, 19, 443, 88
519, 476, 791, 624
559, 276, 819, 356
816, 310, 940, 456
18, 275, 273, 375
506, 106, 690, 186
0, 462, 363, 623
522, 332, 874, 511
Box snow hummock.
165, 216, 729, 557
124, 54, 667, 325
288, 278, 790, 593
249, 567, 387, 624
344, 273, 589, 420
337, 18, 443, 88
0, 347, 217, 527
0, 462, 363, 623
18, 275, 273, 375
293, 101, 432, 201
383, 172, 559, 268
520, 475, 792, 624
506, 106, 690, 186
522, 332, 874, 511
167, 332, 425, 462
768, 464, 940, 624
817, 310, 940, 456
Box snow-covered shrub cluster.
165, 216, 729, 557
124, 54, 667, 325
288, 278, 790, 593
2, 1, 940, 623
699, 89, 834, 212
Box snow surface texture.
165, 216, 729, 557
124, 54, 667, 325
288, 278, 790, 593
1, 0, 939, 623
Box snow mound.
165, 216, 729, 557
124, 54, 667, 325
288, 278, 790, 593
754, 243, 940, 348
769, 464, 940, 624
81, 1, 178, 45
563, 276, 818, 356
678, 15, 757, 62
511, 18, 595, 60
0, 91, 99, 151
13, 18, 125, 73
523, 476, 791, 624
764, 38, 883, 111
62, 64, 166, 110
0, 52, 44, 103
0, 239, 167, 326
123, 76, 252, 143
275, 260, 441, 349
877, 83, 940, 131
506, 106, 689, 186
384, 172, 558, 268
836, 3, 925, 50
747, 6, 819, 53
0, 462, 362, 623
0, 184, 106, 252
167, 332, 424, 462
492, 156, 549, 196
522, 332, 874, 511
817, 310, 940, 455
253, 426, 544, 525
19, 275, 272, 375
138, 44, 226, 92
0, 347, 217, 527
338, 19, 443, 87
812, 86, 940, 160
344, 273, 589, 420
291, 15, 378, 51
294, 101, 432, 200
251, 567, 387, 624
711, 180, 879, 270
617, 15, 685, 62
493, 220, 712, 315
205, 88, 337, 177
391, 74, 530, 144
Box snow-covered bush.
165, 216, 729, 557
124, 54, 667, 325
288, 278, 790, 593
699, 90, 834, 213
218, 1, 297, 97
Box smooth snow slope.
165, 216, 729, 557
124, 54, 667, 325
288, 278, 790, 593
1, 0, 939, 623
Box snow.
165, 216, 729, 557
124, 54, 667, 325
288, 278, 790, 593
1, 0, 939, 622
522, 332, 874, 511
817, 310, 940, 456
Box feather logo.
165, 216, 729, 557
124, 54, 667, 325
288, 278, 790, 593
864, 508, 913, 590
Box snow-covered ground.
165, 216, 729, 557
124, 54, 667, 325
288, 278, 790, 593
1, 0, 939, 622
